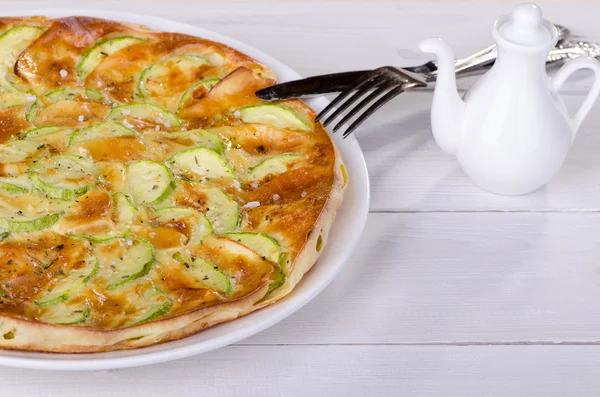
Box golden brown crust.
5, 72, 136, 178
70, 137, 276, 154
0, 281, 271, 352
0, 16, 345, 352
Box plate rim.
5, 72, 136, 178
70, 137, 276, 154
0, 8, 370, 370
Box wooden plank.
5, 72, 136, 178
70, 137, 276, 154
2, 345, 600, 397
244, 212, 600, 344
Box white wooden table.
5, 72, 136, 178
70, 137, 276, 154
2, 1, 600, 395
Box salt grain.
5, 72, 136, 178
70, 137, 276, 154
149, 232, 157, 238
155, 125, 161, 131
25, 95, 36, 102
232, 180, 241, 190
59, 69, 68, 78
164, 121, 171, 128
243, 201, 260, 209
250, 182, 259, 189
233, 110, 241, 118
272, 194, 280, 201
77, 115, 84, 122
126, 240, 133, 246
301, 191, 307, 198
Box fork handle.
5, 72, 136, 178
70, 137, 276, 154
424, 40, 600, 82
272, 40, 594, 95
425, 25, 570, 81
409, 25, 570, 79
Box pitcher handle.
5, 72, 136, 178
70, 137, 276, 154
551, 57, 600, 140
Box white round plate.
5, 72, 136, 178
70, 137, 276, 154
0, 9, 370, 370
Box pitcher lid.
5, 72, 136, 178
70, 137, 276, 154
496, 3, 555, 47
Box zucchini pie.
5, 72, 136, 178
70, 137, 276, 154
0, 16, 345, 352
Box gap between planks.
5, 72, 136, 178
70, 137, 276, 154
234, 341, 600, 346
369, 209, 600, 213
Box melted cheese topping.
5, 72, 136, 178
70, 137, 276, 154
0, 16, 336, 330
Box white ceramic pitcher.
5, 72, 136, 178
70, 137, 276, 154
420, 3, 600, 195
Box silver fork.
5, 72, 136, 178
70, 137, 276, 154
315, 42, 600, 137
318, 39, 600, 138
257, 25, 572, 102
315, 67, 427, 138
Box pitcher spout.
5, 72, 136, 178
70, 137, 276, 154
419, 37, 465, 155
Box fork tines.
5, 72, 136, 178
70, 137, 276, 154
315, 66, 427, 138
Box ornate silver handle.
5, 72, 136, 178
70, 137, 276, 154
452, 45, 498, 77
424, 40, 600, 83
546, 40, 600, 62
423, 25, 590, 82
455, 25, 572, 75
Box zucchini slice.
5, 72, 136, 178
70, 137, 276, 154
21, 126, 72, 140
34, 253, 99, 307
44, 88, 83, 103
160, 129, 225, 154
69, 121, 136, 146
155, 206, 213, 245
126, 285, 173, 325
0, 140, 42, 163
136, 299, 172, 324
126, 160, 175, 205
5, 212, 62, 232
112, 192, 138, 224
28, 155, 97, 200
239, 104, 312, 131
85, 88, 108, 103
72, 233, 128, 243
44, 87, 108, 104
25, 100, 42, 122
77, 36, 146, 80
268, 267, 285, 293
37, 304, 91, 325
189, 213, 214, 245
0, 177, 29, 194
166, 147, 234, 181
225, 232, 281, 263
247, 154, 300, 181
139, 54, 210, 98
204, 188, 240, 233
0, 26, 44, 91
173, 253, 231, 294
0, 91, 37, 110
96, 239, 154, 290
108, 103, 181, 127
154, 206, 194, 219
177, 77, 220, 110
